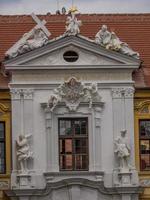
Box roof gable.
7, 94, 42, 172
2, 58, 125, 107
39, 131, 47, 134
4, 35, 140, 70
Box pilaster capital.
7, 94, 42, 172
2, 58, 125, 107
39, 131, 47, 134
10, 88, 34, 100
112, 87, 135, 99
22, 89, 34, 100
10, 88, 22, 100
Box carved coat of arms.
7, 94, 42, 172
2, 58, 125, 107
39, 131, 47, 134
48, 77, 101, 111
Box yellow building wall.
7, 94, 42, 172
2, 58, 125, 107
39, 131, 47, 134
0, 90, 11, 200
134, 89, 150, 200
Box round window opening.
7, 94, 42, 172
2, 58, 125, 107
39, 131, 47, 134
63, 51, 79, 62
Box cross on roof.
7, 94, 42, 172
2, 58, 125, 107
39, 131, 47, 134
5, 13, 51, 57
31, 13, 51, 37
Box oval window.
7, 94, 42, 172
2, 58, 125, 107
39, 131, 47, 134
63, 51, 79, 62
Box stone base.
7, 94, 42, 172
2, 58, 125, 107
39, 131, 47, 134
113, 168, 139, 187
17, 174, 32, 189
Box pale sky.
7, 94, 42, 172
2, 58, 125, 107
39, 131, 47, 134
0, 0, 150, 15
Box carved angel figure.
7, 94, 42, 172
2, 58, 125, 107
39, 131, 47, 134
84, 83, 100, 108
16, 134, 33, 173
65, 13, 82, 36
114, 130, 130, 170
48, 87, 63, 112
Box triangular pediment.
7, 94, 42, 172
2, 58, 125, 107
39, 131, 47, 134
4, 36, 140, 70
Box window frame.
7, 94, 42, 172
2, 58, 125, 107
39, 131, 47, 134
58, 118, 89, 171
0, 121, 6, 174
139, 119, 150, 171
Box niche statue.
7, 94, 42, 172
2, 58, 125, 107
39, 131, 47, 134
16, 134, 33, 173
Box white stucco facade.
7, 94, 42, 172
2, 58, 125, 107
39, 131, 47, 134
4, 34, 142, 200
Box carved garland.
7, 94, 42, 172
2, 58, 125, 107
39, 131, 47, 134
47, 77, 102, 112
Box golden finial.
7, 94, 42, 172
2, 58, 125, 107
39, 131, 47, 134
68, 6, 79, 14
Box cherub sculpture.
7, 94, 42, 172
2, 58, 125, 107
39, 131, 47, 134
84, 83, 100, 108
47, 87, 63, 112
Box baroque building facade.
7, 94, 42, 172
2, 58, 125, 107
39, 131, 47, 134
0, 12, 150, 200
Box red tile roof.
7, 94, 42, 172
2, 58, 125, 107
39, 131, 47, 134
0, 14, 150, 88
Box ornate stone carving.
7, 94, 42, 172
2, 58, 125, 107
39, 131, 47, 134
22, 89, 34, 100
112, 87, 134, 99
10, 88, 34, 100
124, 88, 135, 98
5, 13, 51, 59
10, 88, 23, 100
95, 25, 139, 59
48, 77, 101, 111
16, 134, 33, 174
64, 13, 82, 36
114, 130, 131, 172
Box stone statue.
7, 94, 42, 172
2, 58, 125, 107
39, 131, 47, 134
5, 13, 51, 59
105, 32, 122, 51
17, 28, 48, 55
47, 87, 63, 112
65, 13, 82, 36
16, 134, 33, 173
6, 28, 48, 58
95, 25, 111, 47
114, 130, 131, 171
95, 25, 139, 59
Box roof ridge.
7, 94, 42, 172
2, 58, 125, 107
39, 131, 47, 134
0, 13, 150, 17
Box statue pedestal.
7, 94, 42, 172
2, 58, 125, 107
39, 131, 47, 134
113, 168, 137, 187
118, 171, 132, 186
17, 173, 32, 188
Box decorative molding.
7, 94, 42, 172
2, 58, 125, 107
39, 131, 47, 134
0, 103, 10, 113
112, 87, 134, 99
22, 89, 34, 100
10, 88, 23, 100
48, 77, 102, 112
95, 25, 139, 59
94, 108, 102, 127
124, 88, 135, 98
5, 177, 142, 197
134, 100, 150, 113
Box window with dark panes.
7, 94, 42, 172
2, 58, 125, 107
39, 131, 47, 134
139, 120, 150, 171
59, 118, 88, 171
0, 122, 5, 173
